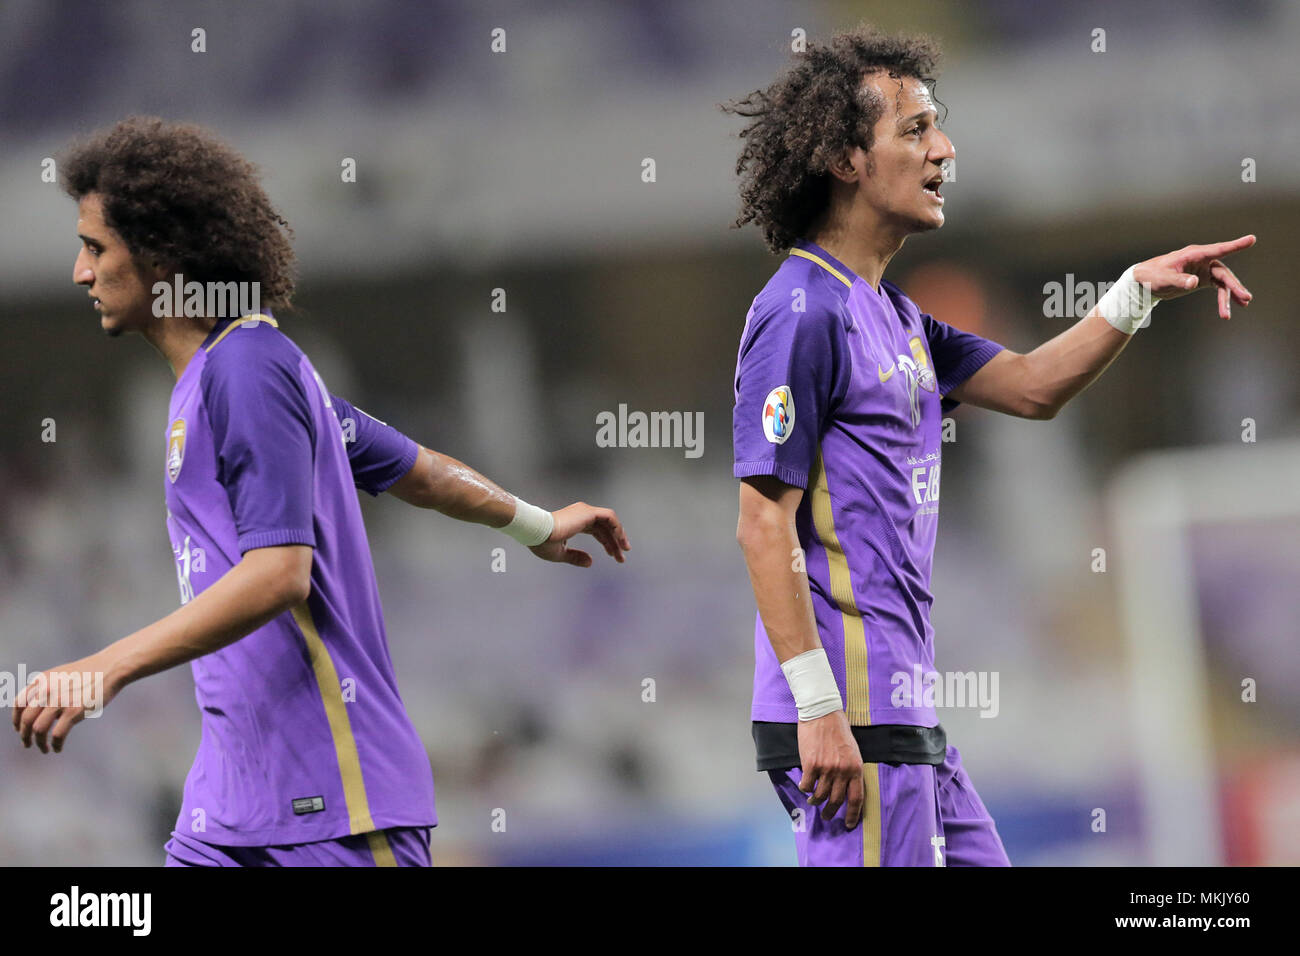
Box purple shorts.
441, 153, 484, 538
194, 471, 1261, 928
768, 744, 1010, 866
163, 827, 432, 867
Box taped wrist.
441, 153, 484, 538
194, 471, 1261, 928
1097, 265, 1159, 335
503, 497, 554, 547
780, 648, 843, 721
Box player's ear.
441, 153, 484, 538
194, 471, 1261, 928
826, 146, 860, 185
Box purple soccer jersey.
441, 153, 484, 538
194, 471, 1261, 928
163, 313, 435, 846
733, 240, 1004, 727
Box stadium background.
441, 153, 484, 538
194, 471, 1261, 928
1, 0, 1297, 865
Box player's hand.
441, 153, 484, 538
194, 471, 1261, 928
1133, 235, 1256, 320
796, 709, 866, 829
11, 653, 117, 754
528, 502, 631, 567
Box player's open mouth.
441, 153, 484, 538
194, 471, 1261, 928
923, 177, 944, 203
92, 297, 101, 310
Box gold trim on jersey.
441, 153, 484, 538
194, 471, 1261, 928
788, 248, 853, 288
290, 602, 378, 835
366, 829, 398, 867
204, 313, 279, 352
809, 447, 871, 725
862, 762, 883, 866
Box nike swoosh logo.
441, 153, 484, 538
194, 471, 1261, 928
878, 363, 896, 383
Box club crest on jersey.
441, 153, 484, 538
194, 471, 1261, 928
166, 418, 187, 483
762, 386, 795, 444
892, 336, 937, 428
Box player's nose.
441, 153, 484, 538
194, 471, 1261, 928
932, 130, 956, 163
73, 251, 93, 285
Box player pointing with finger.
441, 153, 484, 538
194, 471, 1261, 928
725, 27, 1253, 867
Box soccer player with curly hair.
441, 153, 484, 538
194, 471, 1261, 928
12, 116, 630, 866
726, 26, 1254, 866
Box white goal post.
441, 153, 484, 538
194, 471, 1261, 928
1108, 437, 1300, 866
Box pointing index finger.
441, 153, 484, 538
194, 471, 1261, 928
1201, 235, 1256, 259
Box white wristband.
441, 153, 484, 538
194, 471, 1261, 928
780, 648, 843, 721
1096, 265, 1158, 335
503, 496, 554, 547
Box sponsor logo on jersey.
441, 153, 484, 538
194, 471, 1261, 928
762, 386, 794, 444
166, 418, 187, 483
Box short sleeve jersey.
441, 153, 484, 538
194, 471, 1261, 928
733, 240, 1004, 726
163, 313, 433, 845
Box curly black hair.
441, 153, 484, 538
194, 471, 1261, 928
59, 116, 296, 311
722, 26, 943, 254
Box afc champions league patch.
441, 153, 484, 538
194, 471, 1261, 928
166, 418, 187, 483
762, 385, 794, 445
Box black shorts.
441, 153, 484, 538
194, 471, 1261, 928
753, 721, 948, 772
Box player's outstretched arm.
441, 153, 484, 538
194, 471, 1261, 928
737, 475, 865, 829
948, 235, 1257, 419
11, 545, 312, 754
387, 444, 630, 567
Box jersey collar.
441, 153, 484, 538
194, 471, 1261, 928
789, 238, 858, 289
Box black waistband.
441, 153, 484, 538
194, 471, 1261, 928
753, 721, 947, 772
